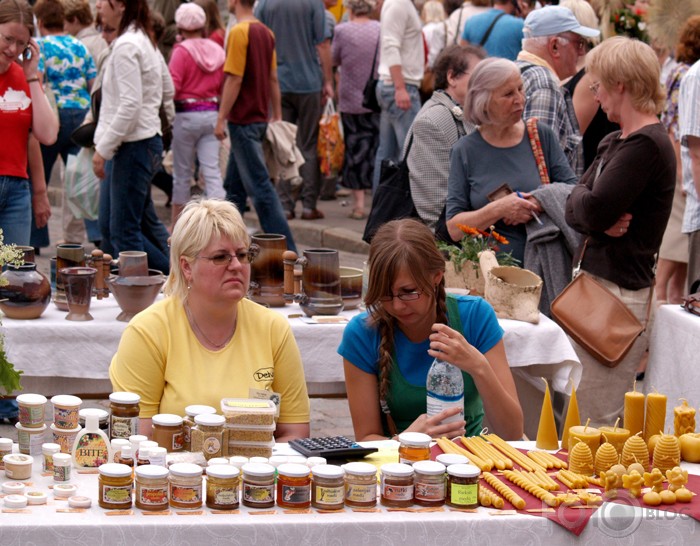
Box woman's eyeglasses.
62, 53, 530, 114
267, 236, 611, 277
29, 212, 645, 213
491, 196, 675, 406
379, 291, 422, 302
0, 32, 28, 54
588, 81, 601, 96
196, 250, 251, 266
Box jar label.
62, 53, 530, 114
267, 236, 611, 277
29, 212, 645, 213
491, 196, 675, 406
202, 435, 221, 455
19, 404, 44, 426
74, 433, 110, 467
139, 486, 168, 505
415, 480, 445, 501
43, 454, 55, 473
450, 483, 477, 506
314, 485, 344, 506
172, 432, 184, 452
111, 416, 137, 438
171, 484, 202, 504
103, 485, 132, 504
183, 424, 192, 446
279, 483, 310, 505
345, 483, 377, 503
54, 465, 71, 482
54, 406, 79, 429
211, 485, 239, 506
381, 481, 413, 502
243, 483, 274, 505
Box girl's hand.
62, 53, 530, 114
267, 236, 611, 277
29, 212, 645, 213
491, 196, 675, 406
21, 38, 40, 79
428, 323, 487, 376
403, 407, 466, 439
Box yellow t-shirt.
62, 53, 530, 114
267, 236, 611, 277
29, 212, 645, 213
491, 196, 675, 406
109, 297, 310, 423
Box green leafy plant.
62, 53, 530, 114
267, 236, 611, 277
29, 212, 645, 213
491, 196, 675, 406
0, 229, 25, 395
438, 224, 520, 274
611, 4, 649, 43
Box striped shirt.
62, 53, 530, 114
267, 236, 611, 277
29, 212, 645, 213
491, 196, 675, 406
679, 59, 700, 233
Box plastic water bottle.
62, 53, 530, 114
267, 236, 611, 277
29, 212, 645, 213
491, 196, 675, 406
426, 358, 464, 424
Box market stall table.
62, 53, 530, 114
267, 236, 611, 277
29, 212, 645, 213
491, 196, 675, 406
0, 441, 697, 545
2, 298, 580, 437
645, 304, 700, 432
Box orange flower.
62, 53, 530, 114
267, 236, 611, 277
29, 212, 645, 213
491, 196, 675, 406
491, 231, 509, 245
457, 224, 480, 236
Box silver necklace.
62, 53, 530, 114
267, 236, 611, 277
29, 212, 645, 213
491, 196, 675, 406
184, 301, 236, 349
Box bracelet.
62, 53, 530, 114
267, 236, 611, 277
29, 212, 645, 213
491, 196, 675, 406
26, 77, 39, 84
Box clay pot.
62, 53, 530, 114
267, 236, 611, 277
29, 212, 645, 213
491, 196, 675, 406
444, 260, 485, 296
0, 263, 51, 319
105, 269, 165, 322
339, 266, 363, 310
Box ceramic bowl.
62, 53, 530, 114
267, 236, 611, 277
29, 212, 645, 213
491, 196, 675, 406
105, 269, 165, 322
339, 266, 363, 310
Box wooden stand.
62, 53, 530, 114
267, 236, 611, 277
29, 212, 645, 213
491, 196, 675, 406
282, 250, 298, 302
91, 249, 105, 299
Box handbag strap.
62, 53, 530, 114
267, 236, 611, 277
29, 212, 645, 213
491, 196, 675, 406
526, 118, 550, 185
479, 11, 506, 47
367, 38, 380, 84
453, 7, 464, 44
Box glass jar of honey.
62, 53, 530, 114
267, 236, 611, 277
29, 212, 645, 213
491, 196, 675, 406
193, 413, 225, 459
446, 463, 480, 509
109, 392, 140, 440
276, 463, 311, 509
241, 462, 275, 508
98, 463, 133, 510
169, 463, 203, 509
397, 432, 431, 465
380, 463, 414, 508
183, 405, 216, 451
343, 462, 377, 508
135, 465, 169, 511
412, 460, 446, 506
206, 464, 240, 510
152, 414, 184, 452
311, 464, 345, 510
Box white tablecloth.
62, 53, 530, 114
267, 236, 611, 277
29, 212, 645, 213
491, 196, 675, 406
0, 441, 697, 545
646, 304, 700, 432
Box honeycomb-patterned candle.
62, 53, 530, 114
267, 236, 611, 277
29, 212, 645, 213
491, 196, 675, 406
652, 433, 681, 474
569, 441, 594, 476
621, 434, 650, 471
673, 399, 696, 437
594, 442, 618, 477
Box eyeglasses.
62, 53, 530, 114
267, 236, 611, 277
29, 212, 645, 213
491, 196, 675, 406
0, 32, 28, 53
588, 81, 601, 96
196, 250, 251, 266
379, 290, 422, 302
558, 35, 587, 54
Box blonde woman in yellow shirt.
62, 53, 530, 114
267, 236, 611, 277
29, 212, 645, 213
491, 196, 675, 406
109, 199, 310, 442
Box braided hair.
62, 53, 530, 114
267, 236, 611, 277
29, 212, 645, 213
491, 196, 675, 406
365, 219, 449, 404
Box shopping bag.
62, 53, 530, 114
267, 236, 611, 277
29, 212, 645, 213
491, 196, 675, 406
317, 100, 345, 178
64, 148, 100, 221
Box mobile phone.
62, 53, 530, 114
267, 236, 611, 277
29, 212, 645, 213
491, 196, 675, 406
22, 47, 31, 60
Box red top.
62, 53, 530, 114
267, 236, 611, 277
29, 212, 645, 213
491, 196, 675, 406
0, 63, 32, 178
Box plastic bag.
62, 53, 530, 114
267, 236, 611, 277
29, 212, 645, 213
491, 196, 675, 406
64, 148, 100, 220
317, 99, 345, 178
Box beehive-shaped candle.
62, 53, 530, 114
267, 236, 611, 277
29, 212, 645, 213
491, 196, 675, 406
536, 378, 559, 450
673, 399, 696, 437
561, 378, 580, 451
652, 433, 681, 474
621, 434, 650, 471
594, 442, 619, 477
569, 440, 594, 476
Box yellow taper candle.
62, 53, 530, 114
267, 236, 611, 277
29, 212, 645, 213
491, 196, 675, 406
644, 390, 668, 441
536, 377, 559, 450
568, 419, 601, 458
624, 382, 645, 437
599, 418, 630, 458
673, 399, 696, 437
561, 378, 580, 451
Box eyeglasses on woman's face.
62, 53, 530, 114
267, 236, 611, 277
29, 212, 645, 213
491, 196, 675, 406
378, 290, 423, 303
196, 250, 252, 266
588, 80, 602, 96
0, 31, 28, 54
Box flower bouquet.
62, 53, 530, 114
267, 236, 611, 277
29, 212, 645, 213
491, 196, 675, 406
611, 3, 649, 42
0, 230, 25, 396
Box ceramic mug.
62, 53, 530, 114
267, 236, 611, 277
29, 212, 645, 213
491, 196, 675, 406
248, 233, 286, 307
284, 248, 343, 317
55, 244, 86, 311
118, 251, 149, 277
61, 266, 97, 321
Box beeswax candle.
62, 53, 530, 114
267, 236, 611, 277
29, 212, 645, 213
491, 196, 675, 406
644, 391, 667, 441
536, 378, 559, 450
673, 399, 696, 437
568, 419, 601, 457
599, 418, 630, 458
561, 378, 580, 451
624, 383, 645, 437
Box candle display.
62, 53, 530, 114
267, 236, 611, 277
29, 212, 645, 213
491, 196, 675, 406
679, 433, 700, 463
673, 399, 696, 437
621, 434, 650, 471
599, 418, 630, 458
568, 419, 601, 457
561, 378, 580, 451
644, 391, 667, 441
594, 442, 618, 477
652, 433, 680, 474
536, 378, 559, 451
623, 383, 645, 436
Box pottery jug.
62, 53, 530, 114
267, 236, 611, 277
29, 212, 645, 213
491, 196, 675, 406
61, 266, 97, 321
248, 233, 286, 307
0, 263, 51, 319
283, 248, 343, 317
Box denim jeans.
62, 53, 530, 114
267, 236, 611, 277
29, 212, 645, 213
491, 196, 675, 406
31, 107, 88, 249
0, 177, 31, 246
372, 82, 421, 191
99, 136, 170, 274
225, 122, 297, 253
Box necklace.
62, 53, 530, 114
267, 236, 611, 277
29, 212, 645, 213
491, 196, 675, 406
184, 301, 237, 350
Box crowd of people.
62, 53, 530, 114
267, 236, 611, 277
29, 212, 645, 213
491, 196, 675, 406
1, 0, 699, 441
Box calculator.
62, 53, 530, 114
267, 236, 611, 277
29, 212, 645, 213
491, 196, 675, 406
289, 436, 378, 459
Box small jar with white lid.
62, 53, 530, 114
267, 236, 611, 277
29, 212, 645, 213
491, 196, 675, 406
110, 439, 130, 462
53, 452, 72, 483
412, 460, 446, 506
0, 437, 13, 470
446, 463, 480, 509
306, 456, 327, 468
98, 463, 133, 509
276, 463, 311, 509
192, 413, 225, 459
435, 453, 469, 467
42, 442, 61, 473
206, 464, 240, 510
343, 461, 377, 508
229, 456, 249, 469
311, 464, 345, 510
380, 463, 414, 508
151, 414, 184, 452
183, 405, 216, 451
109, 392, 140, 439
169, 463, 203, 509
148, 446, 167, 467
241, 462, 275, 508
397, 432, 431, 465
135, 465, 169, 511
138, 440, 159, 465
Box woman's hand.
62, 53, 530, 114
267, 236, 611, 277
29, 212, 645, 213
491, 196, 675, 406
20, 38, 40, 79
31, 191, 51, 228
428, 323, 488, 376
500, 192, 539, 225
92, 152, 106, 179
403, 407, 466, 439
604, 212, 632, 238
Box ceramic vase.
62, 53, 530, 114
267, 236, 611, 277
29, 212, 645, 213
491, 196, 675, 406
0, 263, 51, 319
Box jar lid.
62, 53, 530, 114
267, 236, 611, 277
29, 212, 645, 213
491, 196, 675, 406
248, 457, 269, 464
229, 456, 249, 468
435, 453, 469, 466
140, 440, 158, 451
15, 422, 47, 433
311, 464, 345, 479
68, 495, 92, 509
16, 393, 47, 405
446, 463, 481, 478
169, 463, 203, 478
4, 494, 28, 509
42, 442, 61, 454
306, 456, 327, 468
152, 413, 184, 426
206, 464, 240, 479
0, 437, 13, 448
109, 392, 141, 404
194, 413, 225, 427
149, 447, 167, 457
111, 439, 130, 450
50, 395, 82, 407
53, 483, 78, 498
397, 431, 431, 447
2, 482, 26, 494
135, 465, 169, 479
79, 408, 108, 420
3, 454, 33, 466
185, 405, 217, 417
53, 453, 72, 464
412, 460, 446, 475
381, 462, 414, 477
99, 463, 133, 478
207, 457, 230, 466
50, 423, 81, 433
277, 463, 310, 478
25, 491, 48, 505
241, 462, 275, 477
268, 455, 288, 468
129, 434, 148, 445
342, 462, 377, 476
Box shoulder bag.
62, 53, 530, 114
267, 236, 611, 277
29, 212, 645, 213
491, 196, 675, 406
550, 238, 653, 367
525, 117, 550, 184
361, 38, 381, 113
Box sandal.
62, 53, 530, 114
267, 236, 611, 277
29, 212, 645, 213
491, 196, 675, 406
348, 209, 366, 220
